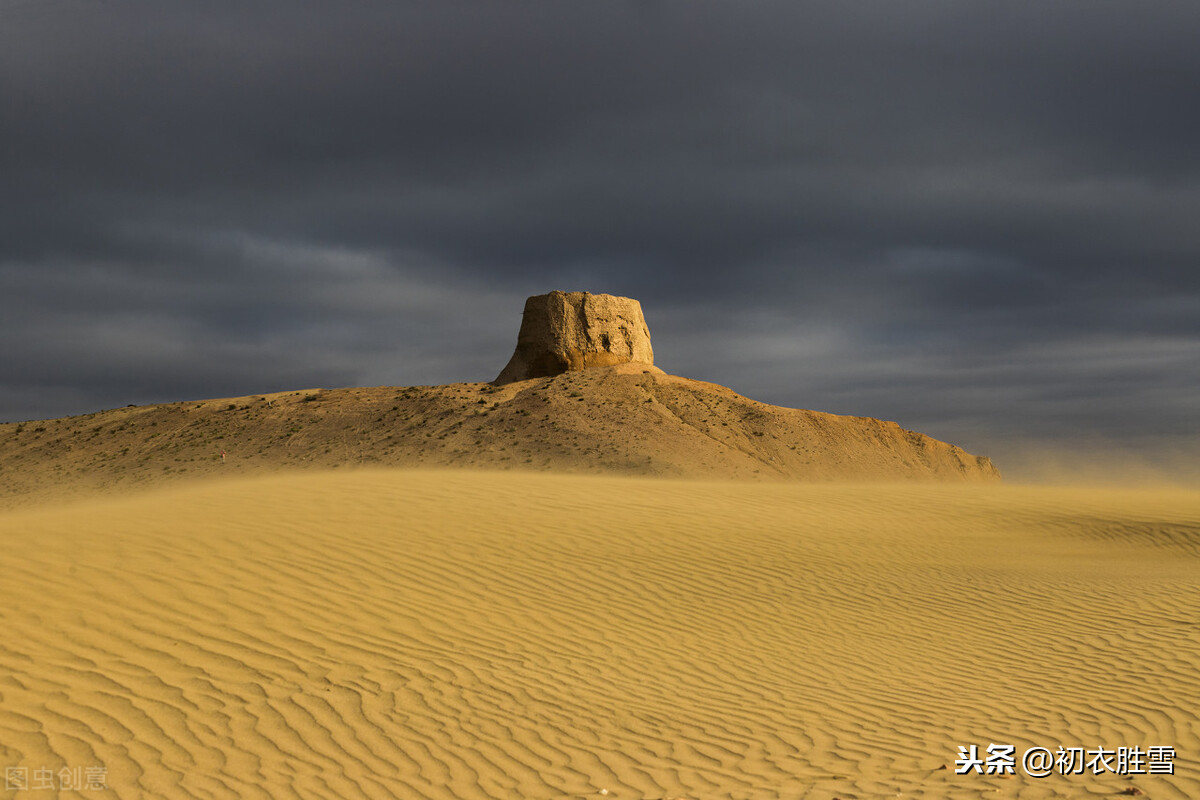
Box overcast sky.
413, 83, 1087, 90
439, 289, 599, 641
2, 0, 1198, 478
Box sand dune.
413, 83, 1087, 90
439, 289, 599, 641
1, 470, 1196, 799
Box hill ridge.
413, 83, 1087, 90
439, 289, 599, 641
0, 365, 999, 507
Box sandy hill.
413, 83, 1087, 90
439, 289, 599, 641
0, 291, 999, 505
0, 362, 997, 508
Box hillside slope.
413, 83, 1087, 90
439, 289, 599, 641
0, 364, 998, 505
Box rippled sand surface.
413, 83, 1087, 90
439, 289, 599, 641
2, 470, 1197, 799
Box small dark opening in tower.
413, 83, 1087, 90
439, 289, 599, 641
599, 333, 611, 350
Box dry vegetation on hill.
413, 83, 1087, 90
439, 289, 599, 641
0, 365, 997, 507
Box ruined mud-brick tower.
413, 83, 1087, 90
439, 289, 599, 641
493, 291, 654, 384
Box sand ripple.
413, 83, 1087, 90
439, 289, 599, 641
1, 472, 1197, 799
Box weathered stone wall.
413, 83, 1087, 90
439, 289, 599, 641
494, 291, 654, 384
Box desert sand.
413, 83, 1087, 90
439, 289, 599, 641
2, 468, 1196, 799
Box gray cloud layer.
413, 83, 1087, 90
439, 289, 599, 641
3, 0, 1198, 477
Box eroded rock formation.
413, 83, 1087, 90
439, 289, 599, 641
494, 291, 654, 384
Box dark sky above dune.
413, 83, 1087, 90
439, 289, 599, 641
3, 0, 1198, 477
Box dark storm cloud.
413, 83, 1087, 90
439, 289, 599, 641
2, 0, 1198, 476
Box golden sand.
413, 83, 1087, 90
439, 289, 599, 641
1, 469, 1197, 799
